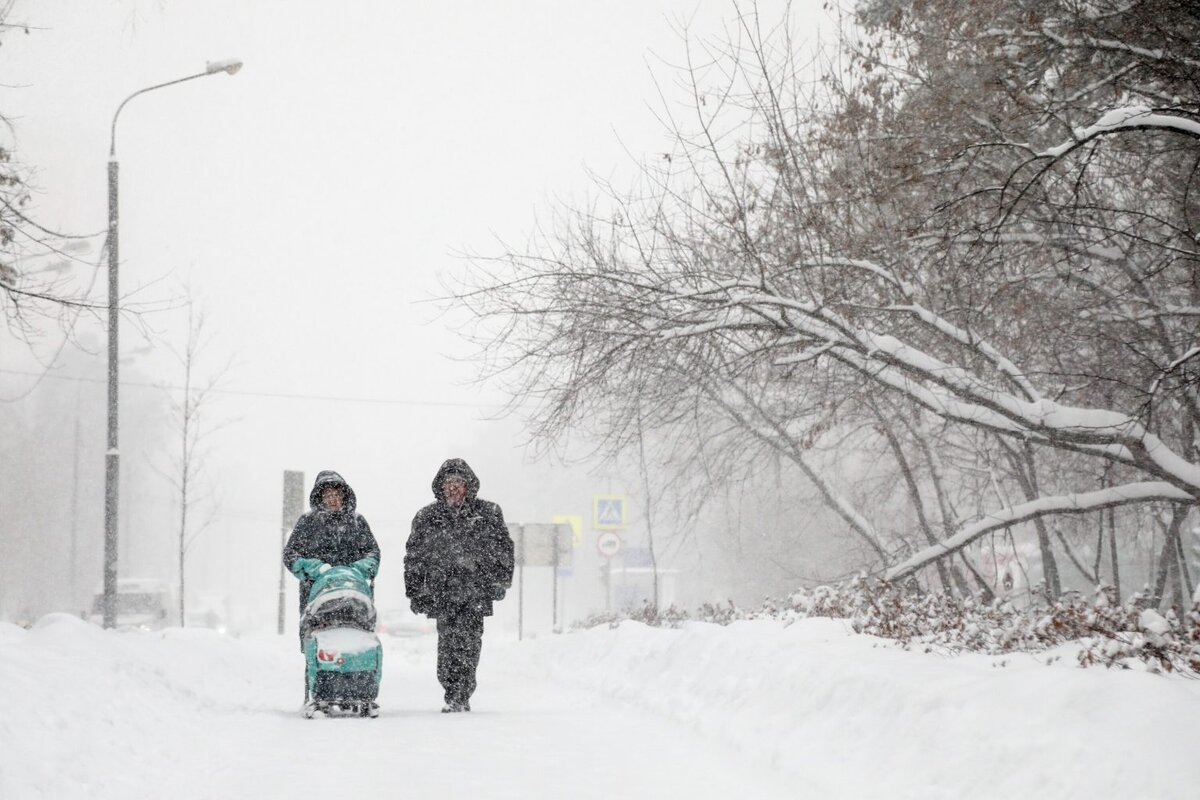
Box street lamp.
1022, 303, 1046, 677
101, 59, 242, 629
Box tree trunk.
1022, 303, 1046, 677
1024, 458, 1061, 600
901, 412, 973, 597
957, 553, 996, 604
1168, 541, 1186, 613
1107, 504, 1121, 601
1093, 466, 1110, 581
1003, 443, 1062, 599
178, 387, 189, 628
635, 409, 660, 613
1152, 506, 1188, 609
1051, 526, 1098, 585
1174, 510, 1193, 599
871, 403, 951, 594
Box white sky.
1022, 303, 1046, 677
0, 0, 830, 622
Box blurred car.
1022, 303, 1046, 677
376, 607, 434, 637
87, 578, 172, 630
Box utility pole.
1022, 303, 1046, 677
603, 558, 611, 612
551, 530, 559, 631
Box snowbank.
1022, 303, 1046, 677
0, 614, 295, 799
496, 617, 1200, 798
3, 613, 1198, 798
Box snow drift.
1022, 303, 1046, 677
3, 613, 1199, 798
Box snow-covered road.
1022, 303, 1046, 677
1, 616, 796, 800
3, 614, 1198, 799
198, 635, 797, 800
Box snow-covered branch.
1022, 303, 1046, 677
981, 27, 1200, 72
886, 481, 1196, 582
1038, 106, 1200, 159
641, 275, 1200, 495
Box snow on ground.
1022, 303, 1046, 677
503, 618, 1200, 798
2, 613, 1198, 799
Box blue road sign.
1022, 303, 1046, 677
593, 495, 627, 530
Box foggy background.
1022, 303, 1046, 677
0, 0, 846, 633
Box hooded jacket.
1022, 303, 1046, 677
282, 470, 380, 616
404, 458, 514, 618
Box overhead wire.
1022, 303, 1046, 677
0, 366, 510, 409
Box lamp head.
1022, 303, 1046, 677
205, 59, 243, 76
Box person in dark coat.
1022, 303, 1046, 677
282, 470, 380, 651
405, 458, 514, 712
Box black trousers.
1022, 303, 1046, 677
436, 611, 485, 705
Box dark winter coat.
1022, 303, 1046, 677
282, 470, 381, 616
404, 459, 514, 619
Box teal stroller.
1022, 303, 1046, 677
301, 565, 383, 718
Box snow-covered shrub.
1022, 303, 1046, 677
575, 578, 1200, 675
572, 600, 744, 630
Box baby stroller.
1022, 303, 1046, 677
301, 564, 383, 718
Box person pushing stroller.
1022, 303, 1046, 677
283, 471, 381, 712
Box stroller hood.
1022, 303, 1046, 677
301, 565, 376, 636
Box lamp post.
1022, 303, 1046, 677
101, 59, 242, 629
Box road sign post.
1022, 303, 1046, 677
596, 532, 623, 613
509, 522, 572, 639
601, 559, 611, 612
552, 534, 559, 630
516, 523, 525, 641
278, 470, 305, 635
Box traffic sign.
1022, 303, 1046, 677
552, 514, 584, 546
596, 531, 623, 558
593, 495, 627, 530
509, 523, 573, 567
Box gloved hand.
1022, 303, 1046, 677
290, 558, 324, 580
489, 583, 508, 601
352, 558, 379, 578
410, 595, 435, 617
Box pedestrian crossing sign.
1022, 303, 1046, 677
593, 495, 627, 530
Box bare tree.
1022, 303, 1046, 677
0, 5, 110, 343
456, 1, 1200, 600
154, 295, 231, 625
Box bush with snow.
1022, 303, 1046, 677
576, 579, 1200, 675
